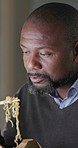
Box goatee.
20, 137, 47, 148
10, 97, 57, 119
27, 74, 54, 95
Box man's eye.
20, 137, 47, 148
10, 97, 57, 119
40, 52, 51, 57
23, 51, 30, 55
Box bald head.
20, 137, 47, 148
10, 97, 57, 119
22, 2, 78, 46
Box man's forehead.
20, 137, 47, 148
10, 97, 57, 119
21, 21, 64, 40
21, 31, 44, 40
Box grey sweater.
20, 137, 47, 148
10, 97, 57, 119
3, 83, 78, 148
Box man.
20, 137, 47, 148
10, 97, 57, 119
2, 2, 78, 148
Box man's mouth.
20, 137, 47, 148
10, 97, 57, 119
29, 75, 46, 84
27, 73, 49, 86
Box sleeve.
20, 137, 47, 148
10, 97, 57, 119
0, 134, 6, 147
2, 118, 17, 148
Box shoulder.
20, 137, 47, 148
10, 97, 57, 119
14, 83, 50, 103
16, 83, 28, 93
15, 83, 29, 98
15, 83, 39, 100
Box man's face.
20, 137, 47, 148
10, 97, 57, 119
20, 21, 75, 89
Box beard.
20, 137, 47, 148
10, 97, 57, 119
27, 71, 77, 95
28, 75, 54, 95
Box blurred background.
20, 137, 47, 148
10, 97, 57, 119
0, 0, 78, 130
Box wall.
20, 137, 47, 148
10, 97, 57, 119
30, 0, 78, 10
0, 0, 30, 130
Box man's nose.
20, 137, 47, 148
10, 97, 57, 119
27, 55, 42, 71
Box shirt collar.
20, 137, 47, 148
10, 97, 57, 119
50, 79, 78, 109
68, 79, 78, 97
69, 79, 78, 90
51, 79, 78, 99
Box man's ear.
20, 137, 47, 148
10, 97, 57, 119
74, 41, 78, 62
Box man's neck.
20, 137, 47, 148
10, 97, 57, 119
56, 77, 78, 99
57, 82, 75, 99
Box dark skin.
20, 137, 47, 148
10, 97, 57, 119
20, 21, 78, 99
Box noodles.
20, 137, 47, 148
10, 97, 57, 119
0, 96, 22, 146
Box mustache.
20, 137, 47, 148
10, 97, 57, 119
27, 72, 50, 79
